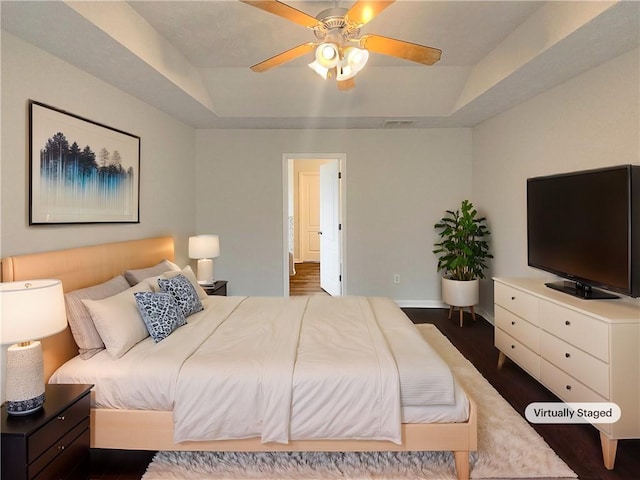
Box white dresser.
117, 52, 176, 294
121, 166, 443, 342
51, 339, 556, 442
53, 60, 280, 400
493, 277, 640, 469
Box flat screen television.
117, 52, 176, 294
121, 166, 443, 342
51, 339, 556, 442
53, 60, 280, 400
527, 164, 639, 299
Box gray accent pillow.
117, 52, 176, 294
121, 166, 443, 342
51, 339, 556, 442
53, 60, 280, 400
124, 260, 177, 286
134, 291, 187, 342
158, 274, 204, 317
64, 275, 131, 359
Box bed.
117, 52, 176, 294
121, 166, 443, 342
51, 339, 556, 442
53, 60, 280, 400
1, 236, 477, 480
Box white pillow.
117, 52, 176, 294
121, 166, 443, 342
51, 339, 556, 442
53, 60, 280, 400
82, 281, 152, 359
64, 275, 131, 359
124, 260, 178, 286
148, 265, 208, 300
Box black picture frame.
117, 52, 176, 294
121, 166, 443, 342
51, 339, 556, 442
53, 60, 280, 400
29, 100, 140, 224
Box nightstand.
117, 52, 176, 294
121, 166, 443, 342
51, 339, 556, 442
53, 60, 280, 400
202, 280, 228, 296
1, 383, 93, 480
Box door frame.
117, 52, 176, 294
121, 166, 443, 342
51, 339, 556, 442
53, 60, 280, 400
282, 153, 346, 296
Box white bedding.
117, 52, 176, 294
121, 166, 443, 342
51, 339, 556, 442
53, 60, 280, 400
51, 295, 467, 444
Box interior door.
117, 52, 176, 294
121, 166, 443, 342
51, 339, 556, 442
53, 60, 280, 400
319, 160, 341, 296
299, 172, 321, 262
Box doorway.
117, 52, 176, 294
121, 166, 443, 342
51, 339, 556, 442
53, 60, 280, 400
283, 154, 346, 296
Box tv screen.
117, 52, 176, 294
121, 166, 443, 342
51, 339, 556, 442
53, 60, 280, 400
527, 164, 639, 299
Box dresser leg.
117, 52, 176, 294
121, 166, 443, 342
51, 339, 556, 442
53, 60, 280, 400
600, 431, 617, 470
497, 351, 507, 369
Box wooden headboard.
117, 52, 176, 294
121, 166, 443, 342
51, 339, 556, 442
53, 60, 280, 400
1, 236, 175, 381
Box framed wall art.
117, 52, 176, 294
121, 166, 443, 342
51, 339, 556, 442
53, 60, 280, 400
29, 100, 140, 224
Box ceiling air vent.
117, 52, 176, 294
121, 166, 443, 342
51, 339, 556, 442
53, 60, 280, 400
382, 120, 414, 128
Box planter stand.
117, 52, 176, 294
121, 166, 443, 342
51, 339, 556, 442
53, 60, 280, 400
448, 306, 476, 327
442, 278, 479, 327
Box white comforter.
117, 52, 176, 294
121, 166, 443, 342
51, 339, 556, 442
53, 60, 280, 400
51, 295, 457, 445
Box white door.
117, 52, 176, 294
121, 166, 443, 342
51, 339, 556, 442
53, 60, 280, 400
299, 172, 321, 261
320, 161, 342, 296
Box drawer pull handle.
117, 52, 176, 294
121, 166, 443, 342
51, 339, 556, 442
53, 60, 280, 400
511, 296, 516, 300
57, 415, 65, 421
511, 344, 515, 349
566, 385, 572, 391
565, 320, 571, 326
511, 321, 516, 325
565, 352, 571, 358
57, 445, 65, 451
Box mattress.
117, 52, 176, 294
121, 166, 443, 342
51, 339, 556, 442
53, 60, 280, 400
51, 295, 469, 441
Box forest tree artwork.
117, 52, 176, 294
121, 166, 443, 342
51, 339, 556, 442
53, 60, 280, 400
30, 101, 140, 224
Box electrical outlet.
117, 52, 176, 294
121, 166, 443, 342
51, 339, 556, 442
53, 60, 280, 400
393, 274, 400, 284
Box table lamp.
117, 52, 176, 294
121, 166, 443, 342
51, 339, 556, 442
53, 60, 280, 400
1, 279, 67, 415
189, 235, 220, 286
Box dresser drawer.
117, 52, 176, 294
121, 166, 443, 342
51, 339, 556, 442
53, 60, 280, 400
28, 393, 90, 463
495, 305, 540, 353
541, 359, 607, 403
539, 300, 609, 362
496, 328, 540, 379
541, 331, 609, 398
495, 282, 539, 325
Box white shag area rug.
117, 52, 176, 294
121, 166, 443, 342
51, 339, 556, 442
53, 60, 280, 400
142, 324, 576, 480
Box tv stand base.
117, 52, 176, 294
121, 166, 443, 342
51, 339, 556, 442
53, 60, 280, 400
544, 281, 618, 299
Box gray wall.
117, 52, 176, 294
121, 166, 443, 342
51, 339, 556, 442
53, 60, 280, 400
1, 32, 196, 264
473, 48, 640, 316
195, 128, 472, 301
2, 30, 638, 315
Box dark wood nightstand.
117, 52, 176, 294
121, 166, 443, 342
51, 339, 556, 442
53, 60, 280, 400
1, 383, 93, 480
201, 280, 228, 296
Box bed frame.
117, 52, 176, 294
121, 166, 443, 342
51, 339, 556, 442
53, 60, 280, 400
1, 236, 477, 480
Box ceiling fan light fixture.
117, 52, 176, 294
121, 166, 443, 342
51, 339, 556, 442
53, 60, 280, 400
308, 60, 330, 79
344, 46, 368, 70
337, 46, 369, 81
315, 43, 340, 68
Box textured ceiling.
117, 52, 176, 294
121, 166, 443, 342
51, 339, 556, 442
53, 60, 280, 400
2, 1, 639, 129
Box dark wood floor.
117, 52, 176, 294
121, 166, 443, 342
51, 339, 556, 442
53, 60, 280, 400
89, 267, 639, 479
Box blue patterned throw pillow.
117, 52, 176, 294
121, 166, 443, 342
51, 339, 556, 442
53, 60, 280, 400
157, 274, 204, 317
134, 291, 187, 343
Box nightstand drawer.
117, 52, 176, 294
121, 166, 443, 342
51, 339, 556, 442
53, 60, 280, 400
496, 328, 540, 379
29, 418, 89, 479
495, 305, 540, 353
539, 300, 609, 362
495, 282, 539, 325
540, 331, 609, 398
28, 393, 90, 464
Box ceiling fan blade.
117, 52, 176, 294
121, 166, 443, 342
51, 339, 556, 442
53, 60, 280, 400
345, 0, 395, 26
360, 34, 442, 66
250, 42, 317, 72
240, 0, 320, 28
337, 77, 356, 91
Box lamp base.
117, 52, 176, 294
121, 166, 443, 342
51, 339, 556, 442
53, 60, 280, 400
5, 341, 46, 416
196, 258, 215, 286
5, 392, 45, 415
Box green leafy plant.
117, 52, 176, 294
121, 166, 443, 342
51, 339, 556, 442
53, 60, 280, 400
433, 199, 493, 281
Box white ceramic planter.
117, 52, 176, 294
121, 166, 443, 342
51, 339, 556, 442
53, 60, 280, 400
442, 277, 479, 307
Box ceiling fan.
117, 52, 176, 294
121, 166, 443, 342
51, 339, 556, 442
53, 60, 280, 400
240, 0, 442, 90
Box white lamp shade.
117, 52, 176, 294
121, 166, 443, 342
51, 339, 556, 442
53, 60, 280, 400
308, 60, 330, 79
0, 279, 67, 345
337, 47, 369, 81
189, 235, 220, 259
315, 43, 340, 68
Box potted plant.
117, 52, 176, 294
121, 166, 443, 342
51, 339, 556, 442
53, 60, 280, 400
433, 200, 492, 324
